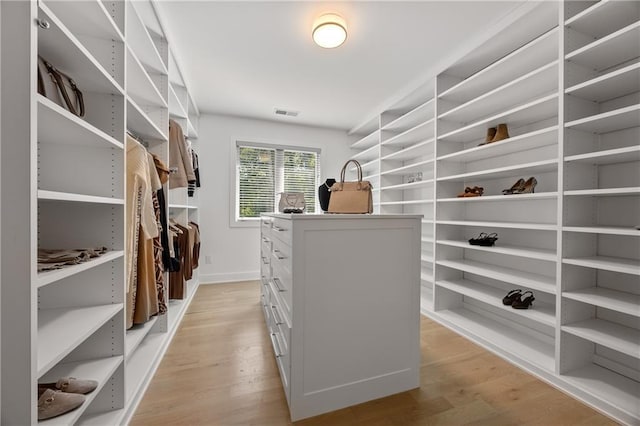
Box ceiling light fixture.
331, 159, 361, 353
312, 13, 347, 49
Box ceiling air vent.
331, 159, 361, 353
275, 108, 299, 117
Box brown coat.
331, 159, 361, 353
169, 119, 196, 189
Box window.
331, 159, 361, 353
235, 142, 320, 221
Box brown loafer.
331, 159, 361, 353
39, 377, 98, 394
37, 388, 85, 420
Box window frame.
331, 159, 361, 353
231, 140, 321, 227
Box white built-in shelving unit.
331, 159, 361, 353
347, 1, 639, 424
0, 0, 201, 424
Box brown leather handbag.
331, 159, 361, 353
37, 56, 85, 117
327, 159, 373, 214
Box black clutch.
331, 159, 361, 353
318, 178, 336, 212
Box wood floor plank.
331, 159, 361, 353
131, 281, 615, 425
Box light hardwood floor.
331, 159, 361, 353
131, 281, 615, 425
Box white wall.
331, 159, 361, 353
196, 113, 355, 284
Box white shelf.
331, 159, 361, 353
382, 138, 434, 161
422, 236, 434, 244
36, 250, 124, 289
38, 190, 124, 205
352, 144, 379, 162
38, 356, 123, 426
127, 98, 168, 143
126, 46, 167, 109
38, 3, 124, 96
565, 21, 640, 71
437, 259, 556, 294
38, 96, 123, 149
565, 0, 640, 39
436, 279, 555, 327
438, 192, 558, 203
433, 308, 555, 372
437, 239, 556, 262
438, 220, 557, 231
42, 0, 124, 43
562, 318, 640, 359
437, 158, 557, 182
563, 287, 640, 318
566, 62, 640, 103
565, 145, 640, 165
563, 225, 640, 236
421, 255, 434, 264
379, 199, 433, 206
382, 119, 434, 147
380, 159, 434, 176
351, 130, 379, 150
561, 364, 640, 422
38, 304, 124, 377
439, 61, 558, 123
168, 84, 188, 119
169, 203, 190, 209
564, 188, 640, 197
438, 126, 558, 163
439, 27, 559, 103
126, 2, 167, 74
438, 94, 558, 144
382, 99, 434, 132
125, 316, 158, 360
565, 104, 640, 134
380, 179, 433, 192
563, 256, 640, 275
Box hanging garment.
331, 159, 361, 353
126, 136, 159, 329
152, 154, 172, 270
169, 225, 188, 300
168, 119, 196, 189
188, 149, 200, 197
147, 153, 166, 316
189, 221, 201, 270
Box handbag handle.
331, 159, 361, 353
41, 58, 85, 117
339, 159, 363, 183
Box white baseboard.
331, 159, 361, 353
200, 271, 260, 284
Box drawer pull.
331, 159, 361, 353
270, 332, 283, 358
273, 226, 287, 232
262, 256, 269, 264
273, 250, 287, 260
273, 277, 286, 292
271, 305, 284, 325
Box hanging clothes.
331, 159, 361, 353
189, 221, 201, 270
152, 154, 172, 271
169, 223, 188, 300
168, 119, 196, 189
125, 136, 159, 329
188, 145, 200, 197
147, 153, 167, 316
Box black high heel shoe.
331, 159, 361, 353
512, 291, 535, 309
502, 289, 522, 306
502, 178, 525, 195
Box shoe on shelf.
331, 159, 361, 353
502, 289, 522, 305
39, 377, 98, 395
478, 127, 497, 146
502, 178, 525, 195
37, 388, 85, 421
490, 123, 510, 143
463, 186, 484, 197
468, 232, 498, 246
518, 177, 538, 194
512, 291, 535, 309
457, 186, 473, 197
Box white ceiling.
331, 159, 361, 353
155, 1, 528, 132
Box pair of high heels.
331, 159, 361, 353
468, 232, 498, 246
502, 177, 537, 195
457, 186, 484, 197
479, 124, 509, 146
502, 289, 535, 309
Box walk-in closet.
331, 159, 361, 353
1, 0, 638, 424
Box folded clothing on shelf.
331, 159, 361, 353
37, 247, 108, 272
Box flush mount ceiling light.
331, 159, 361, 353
312, 13, 347, 49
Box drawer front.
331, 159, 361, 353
260, 216, 272, 235
271, 217, 292, 246
270, 302, 290, 351
271, 259, 292, 321
261, 292, 270, 325
270, 329, 291, 404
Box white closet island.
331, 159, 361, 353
260, 213, 422, 421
